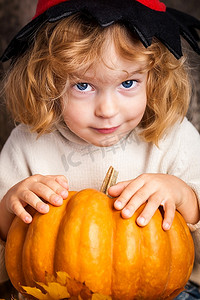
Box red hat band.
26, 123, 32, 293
34, 0, 68, 18
34, 0, 166, 19
136, 0, 166, 11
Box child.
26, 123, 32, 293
0, 0, 200, 298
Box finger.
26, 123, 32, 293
9, 200, 33, 223
27, 175, 68, 200
37, 176, 69, 199
136, 193, 162, 226
27, 182, 64, 206
46, 175, 69, 191
20, 190, 50, 213
114, 178, 147, 211
54, 175, 69, 189
161, 200, 176, 231
108, 181, 131, 197
120, 186, 150, 218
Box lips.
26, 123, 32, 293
93, 126, 120, 134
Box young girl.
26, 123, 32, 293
0, 0, 200, 298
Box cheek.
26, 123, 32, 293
62, 102, 89, 127
128, 95, 147, 119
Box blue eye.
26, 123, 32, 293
75, 83, 92, 92
121, 80, 137, 89
76, 83, 88, 90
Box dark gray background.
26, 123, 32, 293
0, 0, 199, 150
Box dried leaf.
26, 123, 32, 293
45, 272, 57, 283
56, 272, 70, 286
44, 271, 70, 286
22, 272, 70, 299
35, 282, 70, 298
22, 271, 112, 300
22, 285, 53, 299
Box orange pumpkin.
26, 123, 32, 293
5, 189, 194, 299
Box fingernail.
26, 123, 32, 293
137, 216, 146, 226
61, 181, 69, 189
24, 216, 32, 223
114, 201, 122, 209
40, 204, 49, 212
61, 190, 68, 198
163, 222, 170, 230
123, 208, 131, 217
53, 196, 63, 204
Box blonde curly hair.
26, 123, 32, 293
4, 13, 190, 144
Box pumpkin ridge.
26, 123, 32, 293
160, 211, 193, 298
137, 207, 171, 299
78, 191, 89, 283
77, 189, 97, 285
138, 217, 143, 297
160, 236, 178, 299
54, 189, 113, 295
23, 193, 74, 286
159, 214, 173, 299
175, 212, 195, 280
110, 202, 117, 298
5, 217, 29, 292
156, 207, 176, 299
54, 190, 82, 280
22, 221, 35, 286
134, 206, 146, 298
71, 191, 83, 282
83, 189, 113, 294
53, 194, 75, 276
111, 206, 143, 299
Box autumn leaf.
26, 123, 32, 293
23, 283, 70, 299
22, 285, 54, 300
22, 272, 70, 299
45, 271, 70, 286
22, 271, 112, 300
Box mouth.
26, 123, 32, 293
92, 125, 120, 134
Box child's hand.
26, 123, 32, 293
109, 173, 198, 230
3, 174, 69, 224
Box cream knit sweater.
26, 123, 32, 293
0, 117, 200, 284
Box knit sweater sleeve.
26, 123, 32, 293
166, 118, 200, 262
0, 125, 32, 283
0, 126, 33, 199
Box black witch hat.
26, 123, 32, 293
1, 0, 200, 62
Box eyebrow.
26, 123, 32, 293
124, 68, 147, 76
70, 68, 147, 84
117, 69, 147, 82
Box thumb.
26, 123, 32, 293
108, 180, 131, 197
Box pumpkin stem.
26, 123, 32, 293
100, 166, 118, 195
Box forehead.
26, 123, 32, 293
73, 43, 148, 83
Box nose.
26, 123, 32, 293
95, 91, 119, 118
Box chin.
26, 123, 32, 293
85, 138, 114, 147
